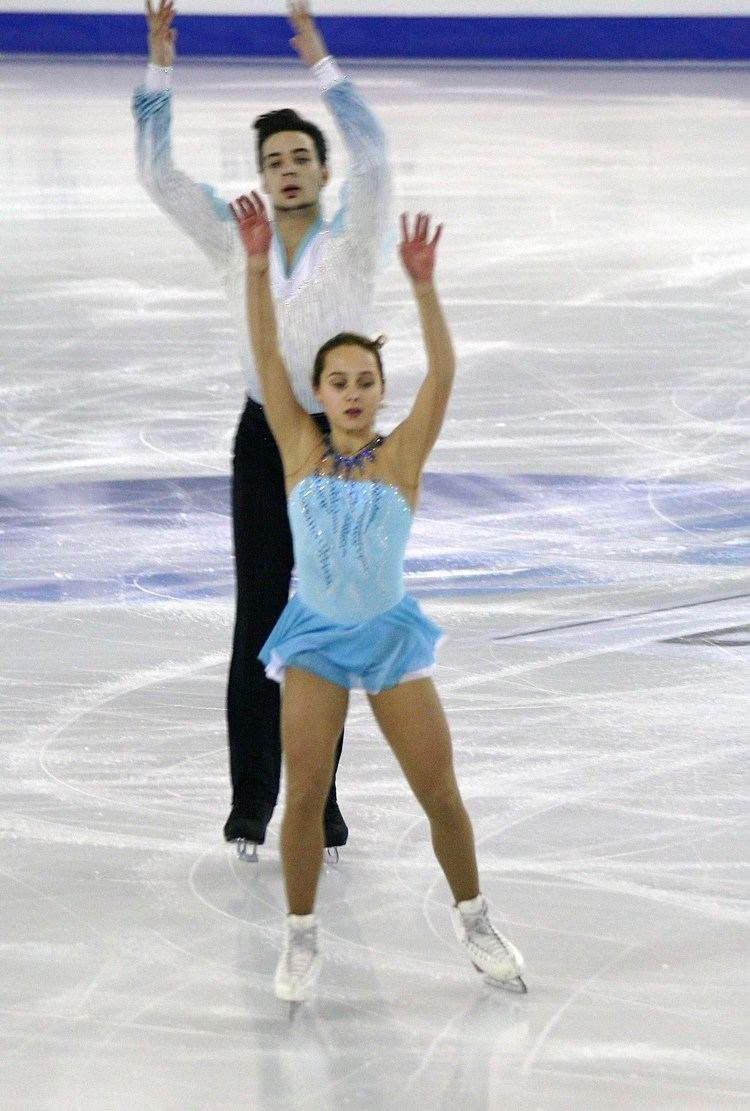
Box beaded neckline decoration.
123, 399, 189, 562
321, 433, 384, 479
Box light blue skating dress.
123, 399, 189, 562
259, 471, 442, 693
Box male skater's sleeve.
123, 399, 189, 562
132, 67, 235, 272
314, 57, 392, 269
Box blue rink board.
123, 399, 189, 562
0, 15, 749, 61
1, 472, 748, 605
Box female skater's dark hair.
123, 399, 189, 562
312, 333, 386, 388
254, 109, 328, 169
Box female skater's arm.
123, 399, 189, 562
230, 193, 319, 471
389, 214, 455, 484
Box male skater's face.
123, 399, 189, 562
260, 131, 329, 215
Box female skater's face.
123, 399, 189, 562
314, 346, 384, 436
260, 131, 329, 215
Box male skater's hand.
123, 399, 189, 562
287, 1, 328, 67
399, 213, 443, 288
146, 0, 177, 67
230, 192, 273, 271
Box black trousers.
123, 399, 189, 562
225, 397, 343, 817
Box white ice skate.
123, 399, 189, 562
451, 894, 526, 993
274, 914, 323, 1002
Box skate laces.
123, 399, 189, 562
462, 902, 511, 955
285, 923, 318, 978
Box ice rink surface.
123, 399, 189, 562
2, 55, 750, 1110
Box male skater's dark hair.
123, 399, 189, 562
254, 109, 328, 170
313, 333, 386, 388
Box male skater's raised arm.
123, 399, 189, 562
133, 0, 234, 268
286, 2, 391, 269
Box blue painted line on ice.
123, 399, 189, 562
0, 471, 748, 605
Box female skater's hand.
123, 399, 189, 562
145, 0, 176, 67
399, 213, 443, 288
230, 192, 273, 270
287, 1, 328, 67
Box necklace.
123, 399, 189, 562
321, 433, 383, 479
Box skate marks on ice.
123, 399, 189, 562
2, 57, 750, 1110
187, 836, 530, 1109
3, 64, 750, 498
3, 507, 748, 1106
423, 612, 749, 1105
15, 513, 734, 1110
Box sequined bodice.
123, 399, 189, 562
288, 474, 413, 623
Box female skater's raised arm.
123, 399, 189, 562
388, 214, 455, 486
230, 192, 320, 475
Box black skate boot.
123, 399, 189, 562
223, 802, 274, 863
324, 797, 348, 861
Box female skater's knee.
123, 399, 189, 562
284, 769, 331, 819
416, 775, 465, 821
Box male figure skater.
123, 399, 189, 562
133, 0, 392, 855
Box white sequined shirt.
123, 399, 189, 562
132, 57, 392, 413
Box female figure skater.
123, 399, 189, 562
230, 192, 526, 1001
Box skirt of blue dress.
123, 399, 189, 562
259, 592, 444, 693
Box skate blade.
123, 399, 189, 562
236, 839, 259, 863
484, 973, 527, 994
325, 847, 340, 863
472, 962, 527, 994
275, 983, 316, 1006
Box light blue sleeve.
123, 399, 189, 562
323, 79, 393, 270
132, 86, 235, 271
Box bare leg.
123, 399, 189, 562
280, 667, 349, 915
367, 678, 479, 903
